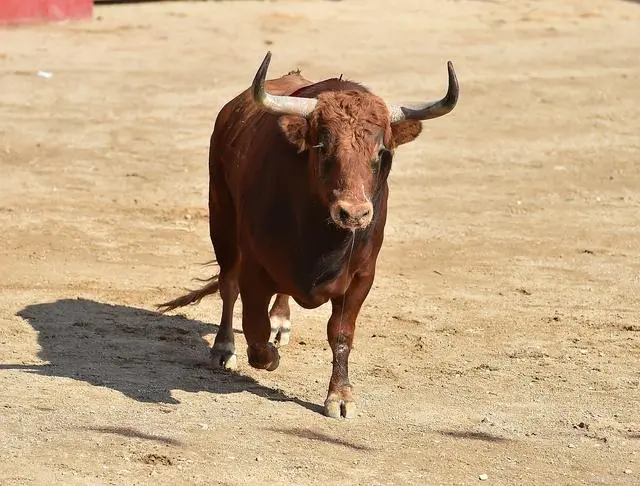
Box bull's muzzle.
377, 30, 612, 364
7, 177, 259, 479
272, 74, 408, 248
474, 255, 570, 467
331, 200, 374, 230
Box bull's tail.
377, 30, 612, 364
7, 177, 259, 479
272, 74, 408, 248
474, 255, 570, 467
157, 271, 220, 314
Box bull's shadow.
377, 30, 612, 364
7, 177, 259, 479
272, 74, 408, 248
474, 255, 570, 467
5, 298, 320, 412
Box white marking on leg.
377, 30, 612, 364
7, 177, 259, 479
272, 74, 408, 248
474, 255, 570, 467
223, 354, 237, 371
270, 315, 292, 346
211, 341, 237, 370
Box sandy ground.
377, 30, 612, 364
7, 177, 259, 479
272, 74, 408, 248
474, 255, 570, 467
1, 0, 639, 484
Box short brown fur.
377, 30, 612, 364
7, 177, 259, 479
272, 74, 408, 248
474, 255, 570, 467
159, 68, 426, 418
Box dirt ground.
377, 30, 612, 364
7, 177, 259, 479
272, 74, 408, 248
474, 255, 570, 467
1, 0, 639, 484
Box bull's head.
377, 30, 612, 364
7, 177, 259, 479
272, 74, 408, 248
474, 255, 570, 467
252, 51, 459, 231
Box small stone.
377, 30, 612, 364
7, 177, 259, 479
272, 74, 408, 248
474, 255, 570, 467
568, 443, 576, 448
624, 469, 632, 474
198, 423, 208, 429
256, 455, 263, 462
479, 473, 489, 481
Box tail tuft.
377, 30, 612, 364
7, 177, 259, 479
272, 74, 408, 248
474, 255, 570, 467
157, 274, 220, 314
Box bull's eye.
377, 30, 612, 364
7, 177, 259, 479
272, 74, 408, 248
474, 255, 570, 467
321, 156, 335, 178
373, 148, 391, 174
316, 128, 330, 153
379, 148, 392, 173
371, 157, 380, 174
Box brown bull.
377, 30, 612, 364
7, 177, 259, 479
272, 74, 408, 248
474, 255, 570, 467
159, 52, 458, 418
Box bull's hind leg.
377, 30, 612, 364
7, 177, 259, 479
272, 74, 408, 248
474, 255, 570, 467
324, 272, 375, 419
208, 163, 240, 370
210, 264, 239, 370
269, 294, 292, 346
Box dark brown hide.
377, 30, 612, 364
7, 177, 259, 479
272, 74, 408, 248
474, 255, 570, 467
211, 74, 402, 306
159, 68, 434, 418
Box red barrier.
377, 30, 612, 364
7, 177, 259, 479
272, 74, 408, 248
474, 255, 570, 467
0, 0, 93, 25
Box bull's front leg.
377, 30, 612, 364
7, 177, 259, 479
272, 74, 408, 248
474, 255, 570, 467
324, 271, 375, 419
240, 263, 280, 371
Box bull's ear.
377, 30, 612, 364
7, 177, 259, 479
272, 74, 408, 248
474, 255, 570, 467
391, 120, 423, 146
278, 115, 309, 153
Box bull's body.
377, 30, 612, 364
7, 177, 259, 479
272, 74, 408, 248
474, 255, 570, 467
160, 52, 458, 418
213, 73, 386, 309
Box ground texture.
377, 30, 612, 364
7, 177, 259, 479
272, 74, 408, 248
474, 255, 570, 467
1, 0, 639, 484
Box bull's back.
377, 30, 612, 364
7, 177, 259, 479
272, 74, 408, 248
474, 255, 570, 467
210, 73, 313, 192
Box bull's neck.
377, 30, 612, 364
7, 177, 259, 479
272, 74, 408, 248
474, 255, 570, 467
292, 195, 378, 294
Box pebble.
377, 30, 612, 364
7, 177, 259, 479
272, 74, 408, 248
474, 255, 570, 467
479, 473, 489, 481
624, 469, 632, 474
568, 443, 576, 448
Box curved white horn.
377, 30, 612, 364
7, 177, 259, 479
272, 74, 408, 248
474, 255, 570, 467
251, 51, 318, 117
387, 61, 459, 123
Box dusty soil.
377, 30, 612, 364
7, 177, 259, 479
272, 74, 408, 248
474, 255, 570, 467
1, 0, 639, 484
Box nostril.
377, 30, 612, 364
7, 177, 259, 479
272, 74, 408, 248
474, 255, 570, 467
361, 208, 371, 218
338, 207, 350, 222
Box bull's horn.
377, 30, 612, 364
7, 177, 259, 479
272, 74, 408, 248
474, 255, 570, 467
387, 61, 459, 123
251, 51, 318, 117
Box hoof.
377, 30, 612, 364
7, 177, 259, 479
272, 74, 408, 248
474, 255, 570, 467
247, 343, 280, 371
210, 347, 237, 371
324, 399, 356, 419
324, 388, 356, 419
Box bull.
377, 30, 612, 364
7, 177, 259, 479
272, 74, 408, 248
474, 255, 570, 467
159, 51, 458, 418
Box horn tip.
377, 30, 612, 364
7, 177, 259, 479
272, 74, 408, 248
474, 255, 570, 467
253, 51, 273, 104
446, 60, 459, 94
260, 51, 272, 70
446, 60, 456, 75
